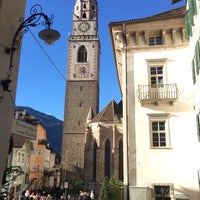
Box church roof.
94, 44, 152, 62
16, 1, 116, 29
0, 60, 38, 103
109, 6, 186, 25
90, 99, 122, 123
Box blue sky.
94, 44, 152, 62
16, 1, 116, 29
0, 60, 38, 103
15, 0, 185, 120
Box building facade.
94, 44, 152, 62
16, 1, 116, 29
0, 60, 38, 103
0, 0, 26, 188
109, 3, 200, 200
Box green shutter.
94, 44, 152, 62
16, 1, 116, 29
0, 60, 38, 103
189, 0, 197, 16
196, 114, 200, 141
192, 59, 196, 84
195, 42, 200, 74
184, 13, 192, 39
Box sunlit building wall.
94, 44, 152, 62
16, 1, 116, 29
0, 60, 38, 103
109, 3, 200, 200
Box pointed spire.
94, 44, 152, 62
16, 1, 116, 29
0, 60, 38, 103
86, 106, 94, 124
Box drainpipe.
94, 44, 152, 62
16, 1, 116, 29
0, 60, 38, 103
122, 23, 129, 200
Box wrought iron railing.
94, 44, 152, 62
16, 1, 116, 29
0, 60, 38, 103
137, 83, 178, 102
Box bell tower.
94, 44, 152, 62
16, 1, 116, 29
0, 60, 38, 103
61, 0, 100, 178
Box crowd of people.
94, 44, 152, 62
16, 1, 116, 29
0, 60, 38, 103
77, 190, 94, 200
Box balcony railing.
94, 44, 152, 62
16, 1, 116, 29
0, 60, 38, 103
137, 83, 178, 103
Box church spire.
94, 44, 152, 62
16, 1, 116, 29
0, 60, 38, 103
86, 106, 94, 125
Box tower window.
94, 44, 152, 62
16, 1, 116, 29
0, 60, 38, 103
92, 5, 95, 10
82, 12, 86, 19
83, 4, 86, 9
77, 45, 87, 62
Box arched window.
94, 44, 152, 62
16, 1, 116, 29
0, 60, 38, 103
82, 12, 86, 18
93, 141, 97, 180
119, 139, 123, 181
105, 139, 110, 177
77, 46, 87, 62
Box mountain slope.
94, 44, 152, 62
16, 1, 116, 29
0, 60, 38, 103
16, 106, 63, 155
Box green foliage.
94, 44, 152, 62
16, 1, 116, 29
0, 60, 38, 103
98, 177, 123, 200
65, 174, 83, 196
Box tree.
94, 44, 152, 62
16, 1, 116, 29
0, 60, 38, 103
1, 166, 24, 196
65, 174, 83, 197
98, 177, 123, 200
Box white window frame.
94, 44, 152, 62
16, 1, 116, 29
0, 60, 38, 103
146, 59, 168, 86
148, 35, 163, 46
148, 114, 171, 148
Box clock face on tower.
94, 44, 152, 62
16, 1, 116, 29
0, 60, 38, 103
78, 21, 91, 33
75, 65, 89, 78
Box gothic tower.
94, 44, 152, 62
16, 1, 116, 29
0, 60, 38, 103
62, 0, 100, 178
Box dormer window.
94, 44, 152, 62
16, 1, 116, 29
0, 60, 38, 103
149, 36, 162, 46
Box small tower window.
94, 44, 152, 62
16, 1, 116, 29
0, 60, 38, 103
77, 45, 87, 62
83, 4, 86, 9
82, 12, 86, 19
92, 5, 95, 10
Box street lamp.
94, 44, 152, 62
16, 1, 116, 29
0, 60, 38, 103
1, 4, 60, 92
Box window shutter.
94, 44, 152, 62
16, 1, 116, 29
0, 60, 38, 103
195, 42, 200, 74
192, 59, 196, 84
184, 13, 192, 39
196, 114, 200, 141
189, 0, 197, 16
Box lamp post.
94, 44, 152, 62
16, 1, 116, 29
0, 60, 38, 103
1, 4, 60, 91
0, 3, 60, 191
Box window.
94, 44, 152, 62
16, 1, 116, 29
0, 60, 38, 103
77, 46, 87, 62
149, 115, 170, 148
149, 36, 162, 45
21, 153, 24, 163
118, 139, 123, 181
149, 65, 164, 87
18, 152, 20, 162
105, 139, 111, 177
36, 165, 40, 171
82, 12, 86, 18
154, 185, 171, 200
38, 149, 41, 155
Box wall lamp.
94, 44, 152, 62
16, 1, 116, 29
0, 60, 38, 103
1, 4, 61, 92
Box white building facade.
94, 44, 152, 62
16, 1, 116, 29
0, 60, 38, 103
109, 3, 200, 200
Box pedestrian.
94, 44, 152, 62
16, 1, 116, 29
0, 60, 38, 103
90, 191, 94, 200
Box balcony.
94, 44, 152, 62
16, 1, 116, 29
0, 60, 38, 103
137, 83, 178, 105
